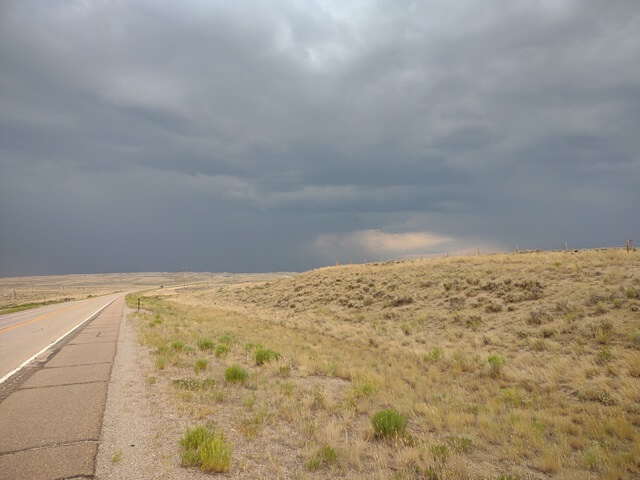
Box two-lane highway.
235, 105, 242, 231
0, 294, 121, 383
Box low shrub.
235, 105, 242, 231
371, 408, 408, 437
171, 340, 184, 351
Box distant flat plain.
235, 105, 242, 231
0, 272, 290, 312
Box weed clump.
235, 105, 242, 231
199, 434, 233, 472
592, 319, 614, 344
596, 346, 613, 365
424, 347, 444, 363
180, 425, 232, 473
431, 444, 448, 459
306, 444, 338, 471
215, 344, 230, 357
225, 365, 248, 383
582, 449, 598, 470
197, 338, 214, 351
485, 302, 503, 313
447, 435, 473, 453
527, 309, 553, 325
155, 356, 166, 370
111, 449, 122, 463
218, 334, 236, 345
244, 342, 264, 351
387, 296, 414, 307
239, 406, 268, 438
172, 378, 216, 390
488, 354, 505, 377
171, 340, 185, 351
194, 358, 208, 373
371, 408, 408, 438
255, 347, 281, 365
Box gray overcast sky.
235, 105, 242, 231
1, 0, 639, 276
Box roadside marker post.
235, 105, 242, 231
137, 297, 140, 313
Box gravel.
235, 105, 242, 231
95, 308, 211, 480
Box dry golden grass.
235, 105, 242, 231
131, 249, 640, 479
0, 271, 281, 310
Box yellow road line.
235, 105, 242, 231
0, 301, 92, 334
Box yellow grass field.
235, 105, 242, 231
130, 248, 640, 479
0, 271, 279, 312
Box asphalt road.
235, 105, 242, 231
0, 294, 121, 382
0, 295, 125, 479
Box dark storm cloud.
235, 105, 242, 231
1, 0, 639, 275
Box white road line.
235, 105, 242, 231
0, 296, 118, 385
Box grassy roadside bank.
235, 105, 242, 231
128, 249, 640, 479
0, 297, 76, 315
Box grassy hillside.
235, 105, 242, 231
132, 249, 640, 479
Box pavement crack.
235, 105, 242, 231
44, 361, 114, 368
0, 440, 99, 457
18, 380, 107, 391
42, 362, 112, 370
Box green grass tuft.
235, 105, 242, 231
371, 408, 408, 437
488, 354, 505, 377
194, 358, 208, 373
180, 425, 232, 473
199, 433, 233, 472
215, 343, 230, 357
197, 338, 214, 351
306, 444, 338, 471
225, 365, 248, 383
255, 347, 281, 365
424, 347, 444, 363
